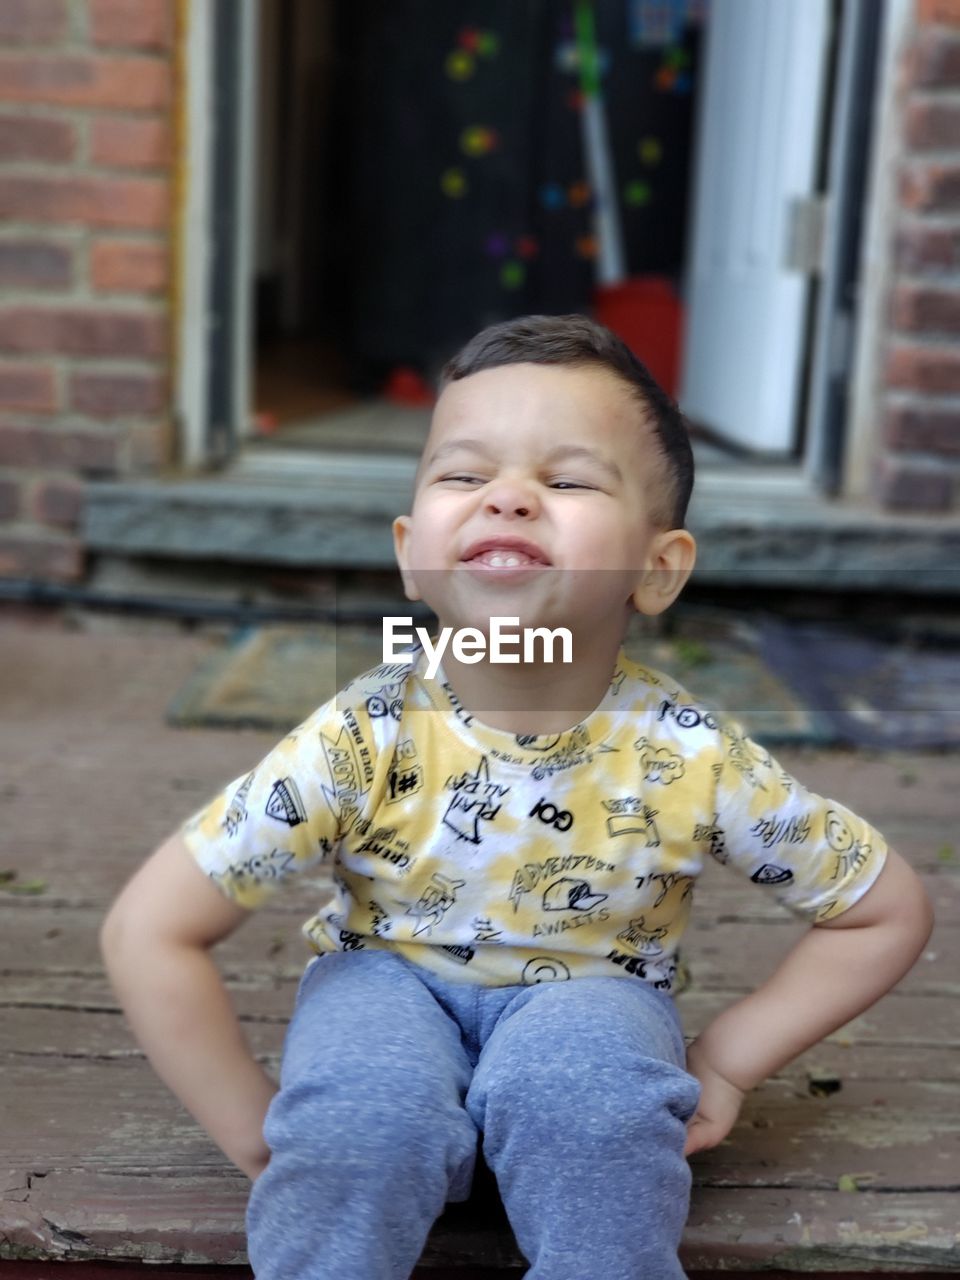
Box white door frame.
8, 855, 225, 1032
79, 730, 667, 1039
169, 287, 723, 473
174, 0, 258, 470
842, 0, 914, 499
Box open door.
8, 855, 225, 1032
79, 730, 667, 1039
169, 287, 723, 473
680, 0, 833, 454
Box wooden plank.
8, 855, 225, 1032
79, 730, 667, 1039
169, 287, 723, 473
3, 1168, 958, 1271
2, 1056, 957, 1192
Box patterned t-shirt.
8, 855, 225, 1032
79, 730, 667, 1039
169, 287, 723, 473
182, 644, 888, 991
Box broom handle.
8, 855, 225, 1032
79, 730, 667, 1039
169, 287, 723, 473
574, 0, 626, 285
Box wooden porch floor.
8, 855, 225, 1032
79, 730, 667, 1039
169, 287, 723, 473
1, 611, 958, 1273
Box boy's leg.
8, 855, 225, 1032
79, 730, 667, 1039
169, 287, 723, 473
466, 976, 700, 1280
246, 950, 479, 1280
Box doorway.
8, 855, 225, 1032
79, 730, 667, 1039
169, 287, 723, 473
190, 0, 883, 482
250, 0, 709, 446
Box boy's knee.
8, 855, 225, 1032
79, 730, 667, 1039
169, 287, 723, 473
479, 1052, 700, 1143
265, 1071, 477, 1172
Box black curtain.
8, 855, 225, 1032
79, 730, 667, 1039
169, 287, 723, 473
322, 0, 702, 386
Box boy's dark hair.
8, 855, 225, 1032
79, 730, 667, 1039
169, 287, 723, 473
440, 314, 694, 528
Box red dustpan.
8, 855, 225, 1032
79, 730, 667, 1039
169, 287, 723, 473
575, 0, 683, 397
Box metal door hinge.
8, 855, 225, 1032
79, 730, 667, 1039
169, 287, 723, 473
784, 194, 829, 275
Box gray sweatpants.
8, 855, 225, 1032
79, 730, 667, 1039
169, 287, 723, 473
246, 948, 701, 1280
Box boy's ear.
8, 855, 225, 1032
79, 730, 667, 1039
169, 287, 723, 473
392, 515, 422, 602
631, 528, 697, 617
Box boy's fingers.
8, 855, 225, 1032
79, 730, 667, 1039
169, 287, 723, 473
684, 1115, 726, 1157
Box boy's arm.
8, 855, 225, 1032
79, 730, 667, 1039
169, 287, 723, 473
684, 848, 934, 1155
100, 834, 279, 1180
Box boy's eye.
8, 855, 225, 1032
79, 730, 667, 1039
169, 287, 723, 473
549, 479, 591, 490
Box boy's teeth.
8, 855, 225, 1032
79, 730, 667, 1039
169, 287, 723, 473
480, 551, 531, 567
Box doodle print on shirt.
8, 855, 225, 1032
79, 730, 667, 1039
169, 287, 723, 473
602, 797, 661, 845
365, 665, 408, 721
751, 864, 794, 886
353, 821, 413, 871
405, 872, 467, 936
443, 755, 509, 844
210, 847, 297, 894
542, 877, 608, 911
386, 737, 423, 804
634, 738, 686, 785
472, 915, 505, 943
751, 812, 811, 849
265, 777, 307, 827
826, 809, 871, 880
367, 898, 392, 936
694, 812, 727, 863
530, 724, 593, 781
616, 915, 669, 955
341, 706, 375, 786
656, 699, 719, 733
722, 724, 773, 790
508, 853, 616, 913
529, 797, 574, 830
648, 872, 695, 907
222, 771, 255, 838
319, 725, 369, 831
522, 957, 572, 984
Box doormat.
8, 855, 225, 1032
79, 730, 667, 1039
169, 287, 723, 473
757, 617, 960, 750
166, 619, 830, 745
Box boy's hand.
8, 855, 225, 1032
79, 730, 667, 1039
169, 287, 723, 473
682, 1039, 746, 1157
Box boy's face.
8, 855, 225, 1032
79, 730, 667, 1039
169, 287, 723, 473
393, 362, 695, 637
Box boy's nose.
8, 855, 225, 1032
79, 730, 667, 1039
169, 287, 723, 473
483, 478, 540, 519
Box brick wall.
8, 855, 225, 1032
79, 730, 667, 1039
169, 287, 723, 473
0, 0, 174, 581
881, 0, 960, 511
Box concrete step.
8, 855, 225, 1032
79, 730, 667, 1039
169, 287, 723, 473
84, 453, 960, 592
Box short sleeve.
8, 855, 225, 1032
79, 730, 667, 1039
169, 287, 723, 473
710, 719, 888, 924
180, 695, 376, 908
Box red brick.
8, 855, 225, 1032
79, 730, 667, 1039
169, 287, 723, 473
90, 238, 167, 292
895, 222, 960, 271
906, 99, 960, 150
917, 0, 960, 22
31, 474, 84, 530
0, 0, 67, 45
70, 369, 167, 417
0, 531, 83, 580
886, 401, 960, 455
0, 306, 166, 358
874, 456, 954, 511
891, 284, 960, 333
0, 174, 169, 229
909, 28, 960, 86
0, 239, 72, 288
89, 116, 172, 169
0, 112, 75, 161
0, 423, 121, 473
901, 163, 960, 211
885, 342, 960, 393
0, 56, 171, 110
90, 0, 173, 51
0, 476, 21, 521
0, 363, 57, 412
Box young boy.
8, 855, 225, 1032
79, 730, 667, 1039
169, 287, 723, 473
101, 315, 934, 1280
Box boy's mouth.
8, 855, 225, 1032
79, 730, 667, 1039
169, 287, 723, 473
460, 537, 551, 568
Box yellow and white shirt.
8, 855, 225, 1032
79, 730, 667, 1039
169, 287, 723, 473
182, 644, 888, 991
